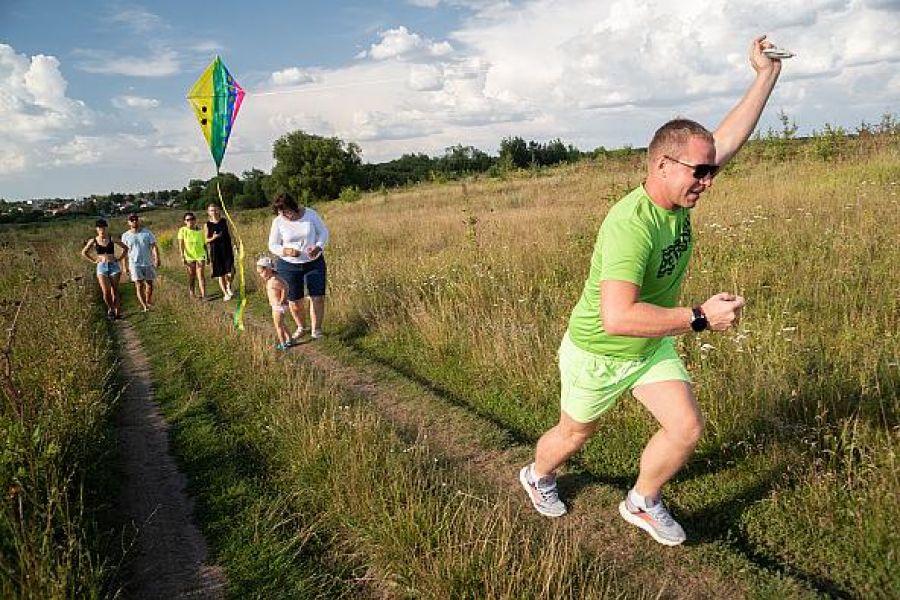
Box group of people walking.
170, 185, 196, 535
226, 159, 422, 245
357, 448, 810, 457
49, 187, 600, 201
81, 204, 237, 316
80, 193, 330, 350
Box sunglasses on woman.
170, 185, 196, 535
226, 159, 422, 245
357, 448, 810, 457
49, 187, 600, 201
664, 155, 719, 180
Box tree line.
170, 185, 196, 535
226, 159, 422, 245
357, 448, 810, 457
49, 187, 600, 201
5, 112, 898, 221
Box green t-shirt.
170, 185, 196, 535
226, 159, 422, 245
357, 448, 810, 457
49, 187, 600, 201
177, 226, 207, 261
567, 185, 692, 358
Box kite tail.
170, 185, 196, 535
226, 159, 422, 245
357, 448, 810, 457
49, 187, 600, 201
216, 178, 247, 331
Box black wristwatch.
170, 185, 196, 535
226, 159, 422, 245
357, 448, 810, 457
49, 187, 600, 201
690, 306, 708, 332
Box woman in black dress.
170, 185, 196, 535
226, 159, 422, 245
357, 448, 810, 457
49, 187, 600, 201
205, 203, 235, 301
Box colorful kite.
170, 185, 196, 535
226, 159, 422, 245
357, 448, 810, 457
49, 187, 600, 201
187, 56, 247, 330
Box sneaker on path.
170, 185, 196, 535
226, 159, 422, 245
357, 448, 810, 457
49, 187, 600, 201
519, 464, 567, 517
618, 492, 686, 546
292, 326, 307, 340
311, 329, 323, 340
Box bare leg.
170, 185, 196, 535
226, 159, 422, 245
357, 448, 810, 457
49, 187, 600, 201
110, 273, 122, 315
309, 296, 325, 333
288, 299, 306, 330
96, 275, 115, 312
197, 263, 207, 298
272, 310, 290, 344
134, 281, 149, 310
145, 280, 154, 306
216, 275, 228, 295
186, 263, 196, 296
630, 381, 704, 499
533, 411, 599, 478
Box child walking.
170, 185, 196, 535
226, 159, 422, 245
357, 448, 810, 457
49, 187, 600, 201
256, 257, 292, 350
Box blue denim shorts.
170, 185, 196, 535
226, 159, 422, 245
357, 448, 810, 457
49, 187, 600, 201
276, 255, 327, 301
96, 260, 121, 277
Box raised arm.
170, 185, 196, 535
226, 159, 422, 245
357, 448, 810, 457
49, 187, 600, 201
713, 35, 783, 167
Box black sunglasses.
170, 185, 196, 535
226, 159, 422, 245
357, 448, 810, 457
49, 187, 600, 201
185, 217, 195, 221
664, 155, 719, 180
128, 216, 139, 221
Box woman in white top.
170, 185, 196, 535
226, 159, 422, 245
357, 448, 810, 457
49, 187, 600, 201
268, 193, 330, 340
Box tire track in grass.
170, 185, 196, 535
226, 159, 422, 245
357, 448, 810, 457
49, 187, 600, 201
114, 317, 226, 599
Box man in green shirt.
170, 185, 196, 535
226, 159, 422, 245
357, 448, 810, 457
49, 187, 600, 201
520, 36, 784, 546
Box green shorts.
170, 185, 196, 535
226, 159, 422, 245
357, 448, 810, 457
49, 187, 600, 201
558, 332, 691, 423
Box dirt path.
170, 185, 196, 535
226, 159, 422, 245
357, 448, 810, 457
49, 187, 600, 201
115, 318, 226, 599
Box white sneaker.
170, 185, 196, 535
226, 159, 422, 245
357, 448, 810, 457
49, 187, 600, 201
618, 490, 686, 546
311, 329, 323, 340
223, 291, 233, 301
519, 464, 567, 517
292, 326, 307, 340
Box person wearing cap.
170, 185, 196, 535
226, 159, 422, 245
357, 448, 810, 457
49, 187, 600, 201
519, 36, 784, 547
121, 213, 160, 312
177, 211, 209, 300
256, 256, 292, 350
267, 192, 330, 341
80, 218, 128, 318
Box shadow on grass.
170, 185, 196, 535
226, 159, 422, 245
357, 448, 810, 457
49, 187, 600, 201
335, 322, 871, 599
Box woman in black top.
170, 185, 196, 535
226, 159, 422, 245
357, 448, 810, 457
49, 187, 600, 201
205, 203, 235, 301
80, 218, 128, 318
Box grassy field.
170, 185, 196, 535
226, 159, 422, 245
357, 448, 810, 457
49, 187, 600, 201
2, 135, 898, 598
123, 284, 653, 599
213, 142, 898, 598
0, 222, 123, 598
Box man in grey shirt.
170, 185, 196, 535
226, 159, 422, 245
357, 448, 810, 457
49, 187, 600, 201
121, 213, 161, 312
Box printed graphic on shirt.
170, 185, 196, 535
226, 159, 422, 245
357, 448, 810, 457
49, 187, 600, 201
657, 214, 691, 279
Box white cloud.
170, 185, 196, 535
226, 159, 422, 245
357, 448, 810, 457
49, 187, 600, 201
112, 95, 160, 109
50, 136, 104, 166
271, 67, 318, 86
0, 147, 26, 175
350, 109, 443, 141
0, 44, 94, 176
74, 48, 180, 77
106, 6, 166, 33
358, 26, 453, 61
408, 64, 445, 91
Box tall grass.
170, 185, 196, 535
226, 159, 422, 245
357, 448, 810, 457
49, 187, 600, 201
222, 144, 899, 597
129, 286, 653, 599
0, 223, 122, 598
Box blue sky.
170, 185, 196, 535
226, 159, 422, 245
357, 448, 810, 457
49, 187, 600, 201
2, 0, 899, 200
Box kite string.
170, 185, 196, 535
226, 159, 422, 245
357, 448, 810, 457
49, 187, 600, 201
216, 176, 247, 331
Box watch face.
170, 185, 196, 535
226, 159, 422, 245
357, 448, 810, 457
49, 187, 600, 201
691, 308, 708, 332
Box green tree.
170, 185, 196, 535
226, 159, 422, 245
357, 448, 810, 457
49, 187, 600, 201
199, 172, 241, 209
234, 168, 270, 209
271, 131, 361, 201
499, 136, 529, 169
